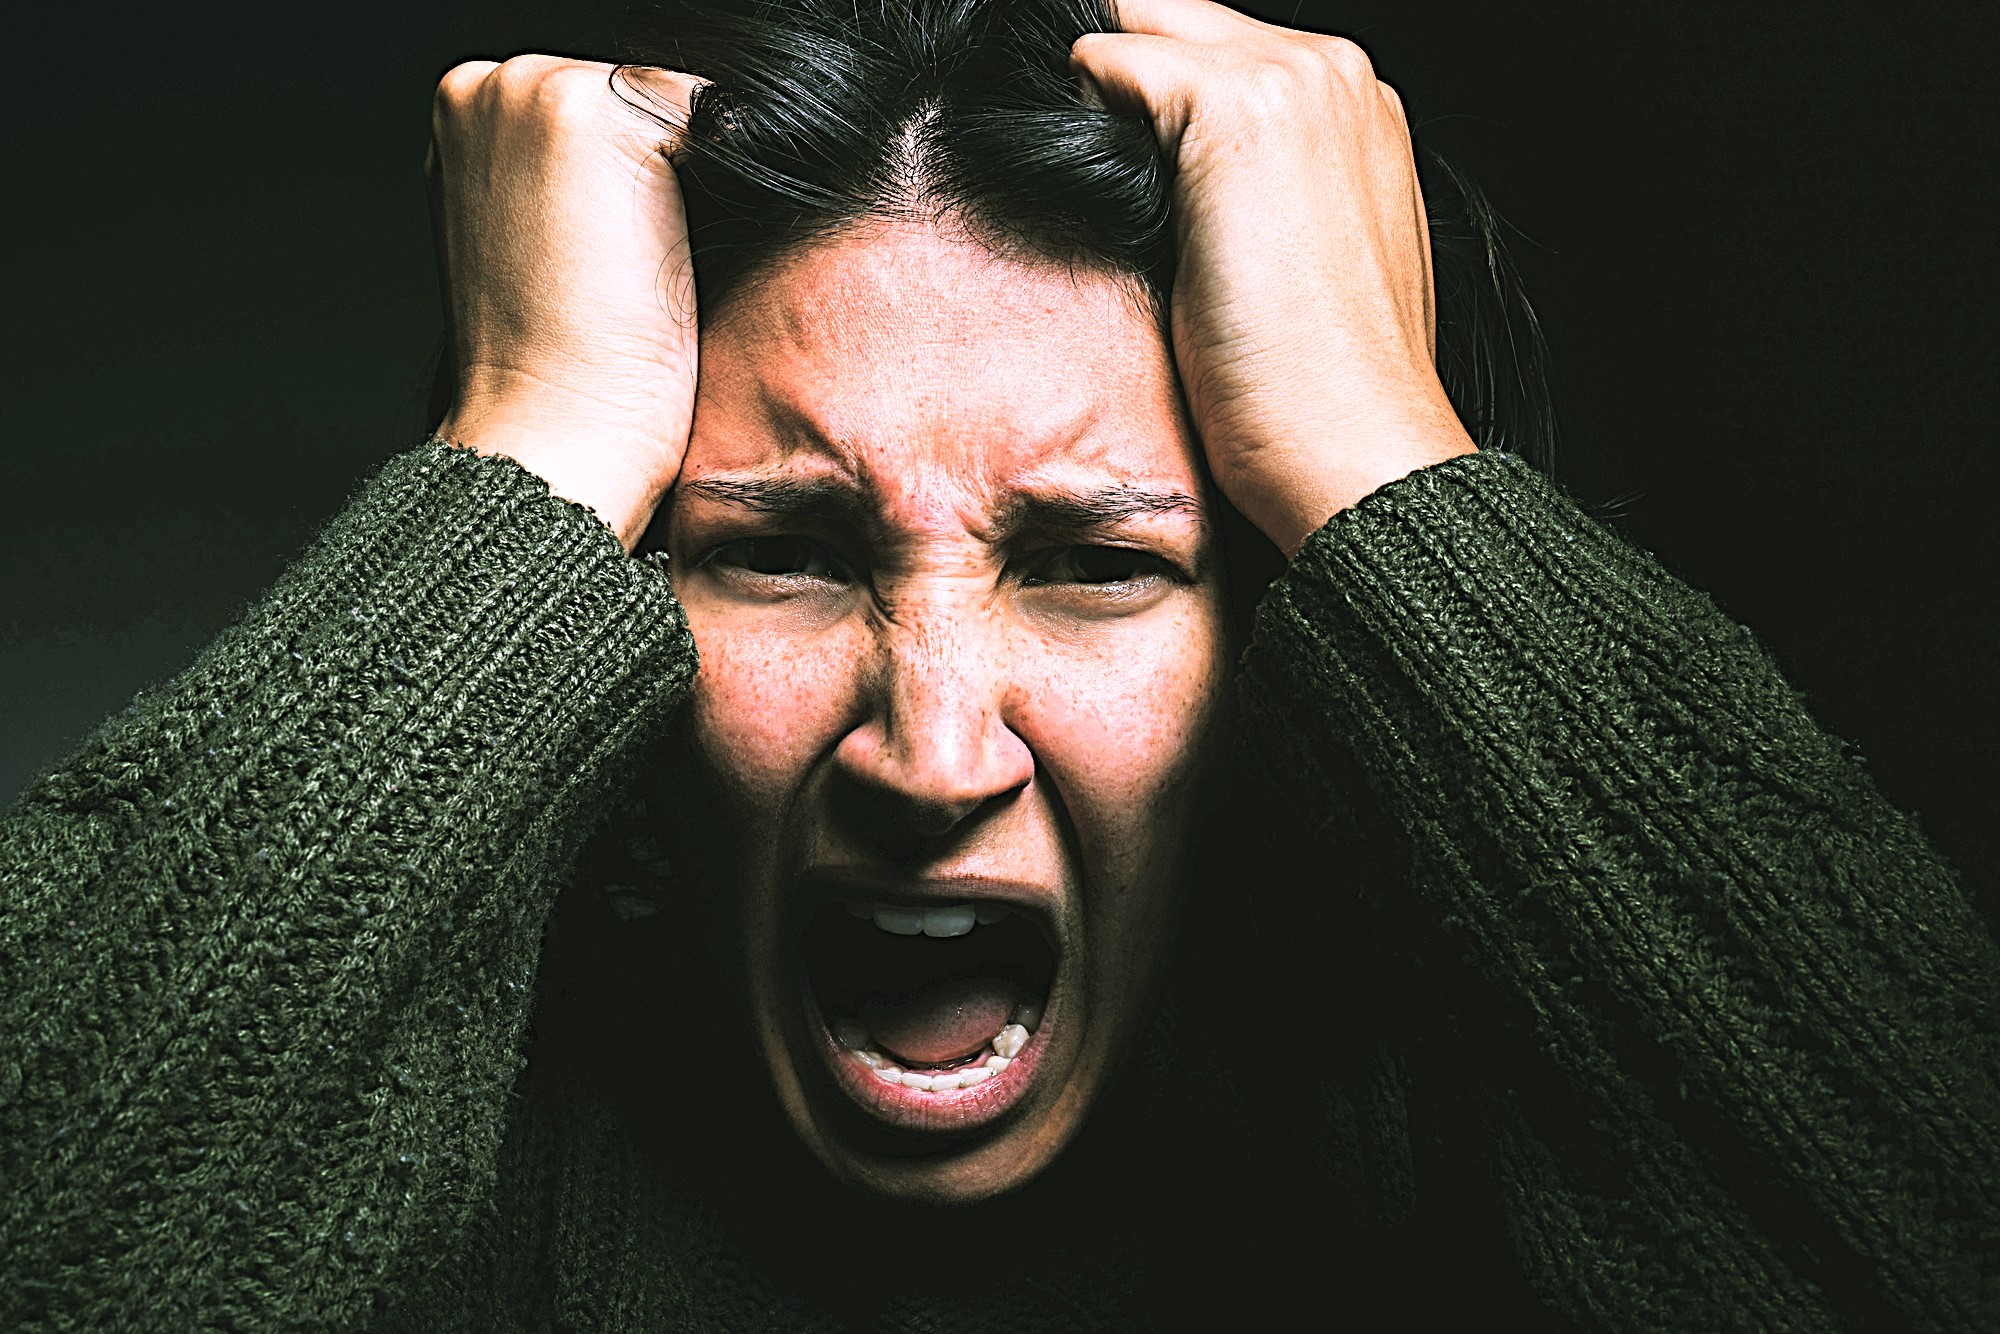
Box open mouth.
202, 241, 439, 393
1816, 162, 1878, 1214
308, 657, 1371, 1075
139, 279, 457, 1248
799, 889, 1061, 1136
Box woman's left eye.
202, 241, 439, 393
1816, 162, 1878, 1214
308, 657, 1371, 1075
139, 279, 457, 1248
1023, 546, 1170, 587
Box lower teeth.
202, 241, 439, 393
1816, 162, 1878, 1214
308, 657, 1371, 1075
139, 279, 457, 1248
843, 1004, 1039, 1092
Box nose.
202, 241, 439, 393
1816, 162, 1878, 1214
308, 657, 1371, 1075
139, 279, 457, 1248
832, 604, 1035, 842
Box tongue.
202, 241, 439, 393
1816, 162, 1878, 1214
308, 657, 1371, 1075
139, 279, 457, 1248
859, 973, 1023, 1067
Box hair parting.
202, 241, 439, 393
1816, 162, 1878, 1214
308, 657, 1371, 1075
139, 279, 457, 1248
616, 0, 1555, 473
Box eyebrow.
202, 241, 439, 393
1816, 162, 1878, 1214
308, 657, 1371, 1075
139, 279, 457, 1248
998, 485, 1203, 532
676, 476, 854, 516
677, 476, 1204, 533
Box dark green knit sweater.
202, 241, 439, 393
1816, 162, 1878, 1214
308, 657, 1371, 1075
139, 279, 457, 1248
3, 441, 1995, 1331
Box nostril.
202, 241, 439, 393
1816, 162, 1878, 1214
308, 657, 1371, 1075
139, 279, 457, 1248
905, 793, 995, 839
826, 753, 1028, 859
830, 704, 1034, 847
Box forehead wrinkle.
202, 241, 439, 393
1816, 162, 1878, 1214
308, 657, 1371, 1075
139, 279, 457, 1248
740, 297, 1123, 477
755, 392, 868, 478
762, 366, 1114, 477
748, 384, 1137, 545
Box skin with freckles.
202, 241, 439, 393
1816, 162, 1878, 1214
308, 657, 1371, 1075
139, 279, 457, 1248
425, 0, 1474, 1205
665, 219, 1233, 1202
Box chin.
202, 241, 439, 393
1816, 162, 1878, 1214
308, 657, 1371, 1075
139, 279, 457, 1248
740, 867, 1137, 1206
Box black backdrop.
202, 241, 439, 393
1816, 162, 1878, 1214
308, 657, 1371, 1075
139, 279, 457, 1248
3, 1, 1993, 922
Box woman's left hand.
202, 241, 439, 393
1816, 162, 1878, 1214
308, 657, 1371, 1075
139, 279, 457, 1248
1072, 0, 1474, 556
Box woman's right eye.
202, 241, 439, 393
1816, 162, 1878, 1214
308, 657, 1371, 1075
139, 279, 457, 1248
706, 536, 850, 583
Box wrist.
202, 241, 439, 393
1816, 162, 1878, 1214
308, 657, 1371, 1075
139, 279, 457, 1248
1226, 411, 1476, 557
437, 401, 681, 552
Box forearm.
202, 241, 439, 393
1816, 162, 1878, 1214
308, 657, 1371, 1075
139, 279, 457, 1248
1238, 449, 2000, 1328
0, 439, 694, 1329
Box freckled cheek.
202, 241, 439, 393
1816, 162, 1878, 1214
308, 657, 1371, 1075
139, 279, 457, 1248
685, 614, 866, 814
1017, 607, 1229, 1015
1015, 608, 1230, 831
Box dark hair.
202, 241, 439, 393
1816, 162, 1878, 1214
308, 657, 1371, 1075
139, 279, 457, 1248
622, 0, 1555, 469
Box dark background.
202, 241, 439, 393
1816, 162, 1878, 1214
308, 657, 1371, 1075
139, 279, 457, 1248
4, 2, 1993, 920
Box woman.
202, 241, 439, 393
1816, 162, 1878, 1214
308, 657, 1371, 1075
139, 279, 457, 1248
3, 0, 1994, 1328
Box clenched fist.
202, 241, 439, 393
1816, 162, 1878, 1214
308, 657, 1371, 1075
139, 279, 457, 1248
428, 56, 702, 550
1073, 0, 1474, 555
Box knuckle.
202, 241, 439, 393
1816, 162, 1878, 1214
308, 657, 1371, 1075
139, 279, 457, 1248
1307, 34, 1377, 85
1233, 56, 1310, 119
490, 53, 551, 95
434, 59, 496, 109
523, 61, 611, 119
1378, 80, 1408, 122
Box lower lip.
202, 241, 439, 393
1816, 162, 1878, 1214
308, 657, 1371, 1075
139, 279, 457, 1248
810, 995, 1050, 1134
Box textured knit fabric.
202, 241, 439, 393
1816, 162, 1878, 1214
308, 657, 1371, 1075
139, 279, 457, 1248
2, 441, 1995, 1331
1235, 455, 2000, 1329
0, 445, 695, 1330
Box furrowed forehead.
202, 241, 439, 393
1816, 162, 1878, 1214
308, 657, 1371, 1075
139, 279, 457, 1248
690, 223, 1194, 469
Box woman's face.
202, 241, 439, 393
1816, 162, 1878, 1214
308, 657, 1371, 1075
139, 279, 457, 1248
666, 219, 1231, 1204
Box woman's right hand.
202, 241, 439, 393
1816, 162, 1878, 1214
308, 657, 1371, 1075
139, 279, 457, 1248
429, 57, 701, 551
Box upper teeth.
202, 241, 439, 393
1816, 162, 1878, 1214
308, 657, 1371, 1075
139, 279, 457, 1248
847, 901, 1007, 937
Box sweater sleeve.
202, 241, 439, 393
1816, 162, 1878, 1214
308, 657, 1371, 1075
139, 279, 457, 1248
0, 440, 695, 1332
1236, 449, 2000, 1331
